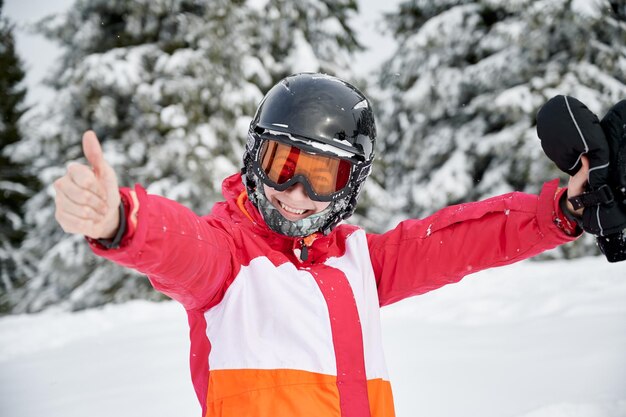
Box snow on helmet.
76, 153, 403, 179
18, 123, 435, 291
243, 72, 376, 237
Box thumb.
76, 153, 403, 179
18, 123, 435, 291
569, 155, 589, 196
81, 130, 119, 204
82, 130, 106, 175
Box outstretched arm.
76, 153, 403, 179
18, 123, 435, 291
53, 131, 234, 310
368, 178, 583, 307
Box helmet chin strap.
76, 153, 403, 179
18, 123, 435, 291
252, 183, 336, 237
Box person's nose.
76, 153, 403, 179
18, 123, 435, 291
285, 182, 310, 199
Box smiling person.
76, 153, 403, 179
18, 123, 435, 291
54, 73, 589, 417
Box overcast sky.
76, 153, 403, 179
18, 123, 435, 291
4, 0, 399, 107
4, 0, 75, 105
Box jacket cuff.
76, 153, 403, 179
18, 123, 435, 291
556, 188, 583, 235
87, 199, 127, 249
88, 186, 142, 253
538, 179, 582, 242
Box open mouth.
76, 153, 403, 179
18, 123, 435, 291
274, 199, 312, 220
280, 201, 307, 215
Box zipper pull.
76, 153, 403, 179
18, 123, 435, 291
300, 239, 309, 262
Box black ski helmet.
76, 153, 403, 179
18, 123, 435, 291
243, 73, 376, 236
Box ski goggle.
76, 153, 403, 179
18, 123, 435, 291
255, 139, 353, 201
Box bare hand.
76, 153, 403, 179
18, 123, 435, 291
566, 155, 589, 217
54, 131, 121, 239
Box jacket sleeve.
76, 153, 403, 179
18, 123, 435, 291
89, 184, 237, 311
367, 179, 580, 307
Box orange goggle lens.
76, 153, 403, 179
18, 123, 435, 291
260, 140, 352, 196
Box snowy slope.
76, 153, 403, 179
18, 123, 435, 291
2, 255, 626, 417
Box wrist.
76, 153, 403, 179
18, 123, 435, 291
88, 193, 131, 249
565, 196, 584, 218
100, 211, 121, 239
557, 190, 583, 236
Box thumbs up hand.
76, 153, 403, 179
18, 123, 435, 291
54, 131, 121, 239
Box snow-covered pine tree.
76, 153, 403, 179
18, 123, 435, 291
246, 0, 361, 88
8, 0, 362, 313
372, 0, 626, 257
0, 0, 40, 313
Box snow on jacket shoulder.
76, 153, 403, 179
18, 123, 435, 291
90, 173, 577, 417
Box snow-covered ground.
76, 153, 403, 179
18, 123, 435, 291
2, 255, 626, 417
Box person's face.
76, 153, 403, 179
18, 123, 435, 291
263, 183, 331, 221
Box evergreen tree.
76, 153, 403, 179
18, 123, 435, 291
248, 0, 362, 88
9, 0, 361, 312
0, 0, 40, 313
373, 0, 626, 256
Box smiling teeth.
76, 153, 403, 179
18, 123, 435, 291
280, 202, 306, 215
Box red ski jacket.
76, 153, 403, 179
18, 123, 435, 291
91, 173, 578, 417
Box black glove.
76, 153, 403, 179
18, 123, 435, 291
537, 95, 608, 177
600, 100, 626, 205
537, 95, 626, 262
596, 100, 626, 261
